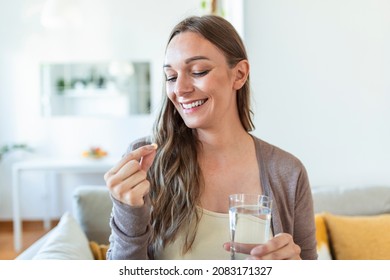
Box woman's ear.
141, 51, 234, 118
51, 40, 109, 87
233, 60, 249, 90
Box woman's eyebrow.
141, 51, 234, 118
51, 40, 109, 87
185, 56, 210, 64
163, 56, 210, 68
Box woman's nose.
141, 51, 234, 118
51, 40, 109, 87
174, 75, 194, 96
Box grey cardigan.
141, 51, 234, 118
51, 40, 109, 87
107, 135, 318, 260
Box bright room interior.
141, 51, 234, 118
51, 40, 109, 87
0, 0, 389, 260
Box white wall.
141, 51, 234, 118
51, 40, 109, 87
245, 0, 390, 187
0, 0, 203, 220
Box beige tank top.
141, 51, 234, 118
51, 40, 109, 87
154, 207, 272, 260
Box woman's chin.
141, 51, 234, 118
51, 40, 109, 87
182, 119, 204, 130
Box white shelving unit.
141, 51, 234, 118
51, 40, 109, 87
40, 61, 151, 117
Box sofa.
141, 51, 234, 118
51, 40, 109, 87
15, 185, 390, 260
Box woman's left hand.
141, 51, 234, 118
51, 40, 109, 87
224, 233, 301, 260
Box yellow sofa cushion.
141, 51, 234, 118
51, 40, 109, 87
315, 214, 332, 260
323, 213, 390, 260
89, 241, 109, 260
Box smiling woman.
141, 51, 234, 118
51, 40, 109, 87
104, 15, 317, 260
163, 31, 248, 130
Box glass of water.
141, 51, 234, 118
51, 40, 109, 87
229, 194, 272, 260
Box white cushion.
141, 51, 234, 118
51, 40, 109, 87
32, 212, 94, 260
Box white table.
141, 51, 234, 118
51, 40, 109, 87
12, 157, 116, 252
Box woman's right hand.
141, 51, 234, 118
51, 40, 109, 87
104, 144, 157, 207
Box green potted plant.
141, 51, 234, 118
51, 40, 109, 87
0, 144, 33, 162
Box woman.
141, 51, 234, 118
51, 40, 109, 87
104, 15, 317, 260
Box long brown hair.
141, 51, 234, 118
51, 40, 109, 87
148, 15, 254, 256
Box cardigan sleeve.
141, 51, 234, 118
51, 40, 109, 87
293, 165, 318, 260
106, 137, 153, 260
106, 195, 152, 260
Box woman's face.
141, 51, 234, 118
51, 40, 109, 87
163, 31, 240, 130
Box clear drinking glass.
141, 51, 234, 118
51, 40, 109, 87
229, 194, 272, 260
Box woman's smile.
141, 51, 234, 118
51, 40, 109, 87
180, 98, 208, 112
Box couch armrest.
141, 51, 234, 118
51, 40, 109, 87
72, 185, 112, 244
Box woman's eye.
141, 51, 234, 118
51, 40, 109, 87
166, 76, 177, 83
193, 70, 209, 77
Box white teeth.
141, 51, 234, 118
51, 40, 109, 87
182, 100, 205, 109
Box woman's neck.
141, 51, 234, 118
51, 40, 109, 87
196, 124, 252, 157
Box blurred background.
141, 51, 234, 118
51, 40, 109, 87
0, 0, 389, 222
